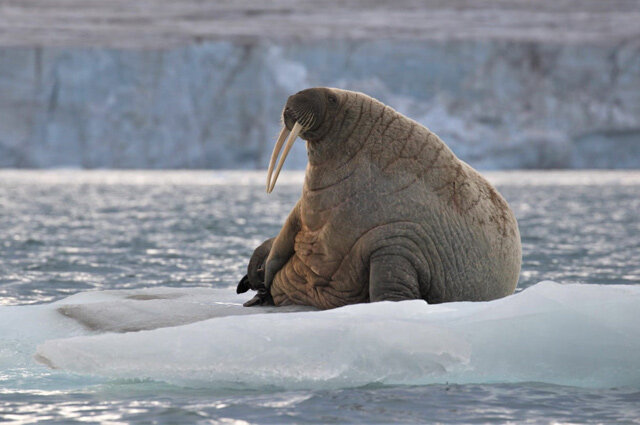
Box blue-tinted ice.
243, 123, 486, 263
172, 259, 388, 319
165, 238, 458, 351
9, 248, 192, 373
2, 281, 633, 389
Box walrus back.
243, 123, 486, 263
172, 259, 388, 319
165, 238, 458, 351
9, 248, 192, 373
356, 102, 522, 302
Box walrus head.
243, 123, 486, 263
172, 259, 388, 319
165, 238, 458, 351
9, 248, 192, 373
266, 87, 344, 193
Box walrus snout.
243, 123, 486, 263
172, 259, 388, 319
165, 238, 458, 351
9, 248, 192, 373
284, 90, 324, 132
283, 107, 295, 126
267, 88, 334, 193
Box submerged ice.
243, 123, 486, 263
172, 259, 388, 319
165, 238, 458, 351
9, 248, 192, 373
2, 282, 639, 390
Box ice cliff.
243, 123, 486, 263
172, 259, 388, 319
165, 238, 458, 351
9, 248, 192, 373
0, 24, 639, 169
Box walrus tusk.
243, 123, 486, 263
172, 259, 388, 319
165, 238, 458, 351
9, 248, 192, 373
267, 121, 303, 194
266, 126, 291, 191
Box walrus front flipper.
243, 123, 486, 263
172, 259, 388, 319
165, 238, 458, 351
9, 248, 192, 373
264, 201, 301, 290
242, 287, 274, 307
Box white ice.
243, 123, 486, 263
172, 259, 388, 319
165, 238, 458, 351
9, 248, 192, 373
1, 282, 639, 390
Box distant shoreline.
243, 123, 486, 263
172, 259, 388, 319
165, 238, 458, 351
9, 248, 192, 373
0, 0, 638, 48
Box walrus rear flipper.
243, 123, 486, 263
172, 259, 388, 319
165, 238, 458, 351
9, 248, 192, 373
237, 238, 274, 295
237, 275, 251, 294
238, 237, 275, 304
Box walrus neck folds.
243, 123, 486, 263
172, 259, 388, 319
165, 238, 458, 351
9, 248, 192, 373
303, 130, 368, 193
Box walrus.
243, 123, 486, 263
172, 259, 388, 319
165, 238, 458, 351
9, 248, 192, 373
237, 88, 521, 309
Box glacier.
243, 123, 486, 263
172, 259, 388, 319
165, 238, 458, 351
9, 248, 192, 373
1, 282, 638, 390
1, 39, 639, 170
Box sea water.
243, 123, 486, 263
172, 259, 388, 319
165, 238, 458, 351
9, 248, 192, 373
1, 170, 639, 424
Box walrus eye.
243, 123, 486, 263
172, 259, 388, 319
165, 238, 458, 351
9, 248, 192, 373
328, 94, 337, 105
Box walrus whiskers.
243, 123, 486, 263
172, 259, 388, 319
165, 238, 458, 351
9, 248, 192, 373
299, 110, 315, 128
267, 121, 304, 193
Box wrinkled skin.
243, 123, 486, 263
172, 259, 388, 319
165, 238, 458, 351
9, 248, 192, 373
238, 88, 521, 309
